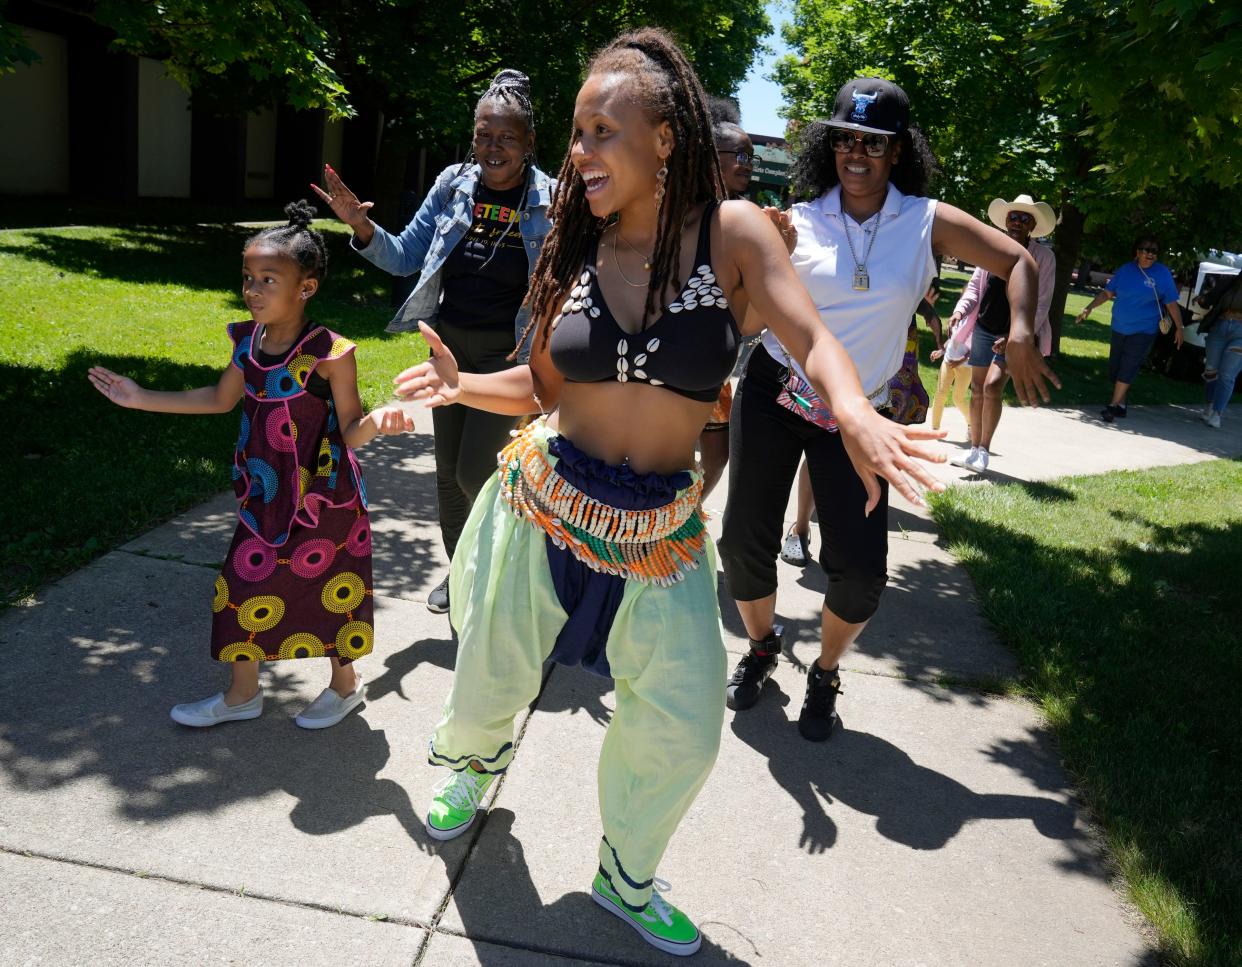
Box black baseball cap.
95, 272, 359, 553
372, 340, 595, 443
826, 78, 910, 136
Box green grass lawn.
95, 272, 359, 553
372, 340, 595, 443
918, 269, 1204, 407
0, 224, 1208, 606
0, 220, 430, 606
931, 461, 1242, 966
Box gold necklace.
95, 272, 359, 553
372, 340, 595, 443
611, 227, 651, 288
615, 225, 654, 270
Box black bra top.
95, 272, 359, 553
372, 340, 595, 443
548, 201, 740, 403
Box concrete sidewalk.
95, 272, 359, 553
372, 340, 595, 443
3, 403, 1236, 966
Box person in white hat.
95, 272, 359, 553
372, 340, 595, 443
947, 193, 1057, 472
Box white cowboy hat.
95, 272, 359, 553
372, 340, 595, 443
987, 194, 1057, 237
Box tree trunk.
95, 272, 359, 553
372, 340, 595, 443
372, 130, 410, 234
1050, 202, 1084, 357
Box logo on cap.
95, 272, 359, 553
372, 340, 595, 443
850, 89, 879, 123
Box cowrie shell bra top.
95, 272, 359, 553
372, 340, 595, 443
549, 201, 740, 403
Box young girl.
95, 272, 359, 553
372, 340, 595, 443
88, 201, 413, 730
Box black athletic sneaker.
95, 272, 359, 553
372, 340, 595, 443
427, 574, 450, 614
798, 662, 843, 742
726, 625, 782, 711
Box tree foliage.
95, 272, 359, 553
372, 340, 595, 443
72, 0, 769, 149
775, 0, 1242, 354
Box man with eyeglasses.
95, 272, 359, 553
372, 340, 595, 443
948, 194, 1057, 473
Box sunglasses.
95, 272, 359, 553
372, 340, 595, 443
1006, 211, 1035, 226
829, 129, 891, 157
718, 150, 752, 166
1137, 247, 1159, 255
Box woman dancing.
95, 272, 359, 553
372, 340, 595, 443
396, 32, 944, 956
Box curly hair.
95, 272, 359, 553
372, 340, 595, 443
245, 200, 328, 279
514, 28, 725, 358
789, 120, 939, 201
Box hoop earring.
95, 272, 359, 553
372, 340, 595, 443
654, 163, 668, 211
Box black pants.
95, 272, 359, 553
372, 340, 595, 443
718, 345, 888, 625
432, 321, 521, 560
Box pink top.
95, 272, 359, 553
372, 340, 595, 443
948, 240, 1056, 357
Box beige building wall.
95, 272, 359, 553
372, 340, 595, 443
137, 57, 192, 197
245, 109, 277, 199
0, 29, 69, 194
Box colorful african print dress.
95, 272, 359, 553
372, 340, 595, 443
210, 321, 374, 665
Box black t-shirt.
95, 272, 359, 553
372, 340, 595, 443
976, 273, 1011, 336
437, 181, 529, 330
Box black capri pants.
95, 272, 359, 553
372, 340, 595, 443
718, 345, 888, 625
431, 320, 521, 560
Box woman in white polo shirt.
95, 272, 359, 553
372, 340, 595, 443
719, 78, 1059, 741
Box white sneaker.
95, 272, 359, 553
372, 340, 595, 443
1204, 410, 1221, 429
950, 446, 978, 469
970, 448, 990, 472
170, 690, 263, 727
294, 675, 365, 729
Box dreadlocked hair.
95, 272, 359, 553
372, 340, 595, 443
789, 120, 940, 201
245, 200, 328, 279
515, 27, 725, 360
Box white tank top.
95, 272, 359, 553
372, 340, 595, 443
763, 184, 938, 402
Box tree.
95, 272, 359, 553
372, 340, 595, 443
94, 0, 354, 115
775, 0, 1242, 353
1030, 0, 1242, 344
78, 0, 769, 226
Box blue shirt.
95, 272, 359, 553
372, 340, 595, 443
1105, 260, 1178, 335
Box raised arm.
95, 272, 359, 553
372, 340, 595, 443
932, 204, 1060, 404
88, 363, 243, 414
721, 201, 944, 511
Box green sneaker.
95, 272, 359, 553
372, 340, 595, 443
425, 768, 496, 841
591, 872, 701, 957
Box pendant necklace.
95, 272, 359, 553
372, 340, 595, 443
611, 226, 652, 287
841, 200, 880, 291
615, 223, 654, 269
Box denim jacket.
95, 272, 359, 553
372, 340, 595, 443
351, 163, 554, 363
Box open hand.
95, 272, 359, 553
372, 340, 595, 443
87, 366, 143, 408
835, 401, 947, 513
309, 165, 374, 232
371, 405, 415, 436
1005, 338, 1061, 406
930, 348, 945, 362
393, 322, 461, 407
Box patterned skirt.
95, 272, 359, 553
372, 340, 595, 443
210, 501, 374, 664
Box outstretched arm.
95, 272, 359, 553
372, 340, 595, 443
722, 201, 945, 513
318, 352, 414, 450
393, 319, 561, 416
88, 364, 243, 414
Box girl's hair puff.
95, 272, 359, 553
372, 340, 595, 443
245, 200, 329, 279
516, 27, 724, 358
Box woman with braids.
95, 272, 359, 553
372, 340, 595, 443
314, 69, 553, 616
394, 31, 942, 956
89, 202, 414, 729
720, 78, 1059, 742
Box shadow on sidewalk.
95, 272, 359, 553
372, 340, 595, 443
449, 809, 755, 966
728, 688, 1086, 861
